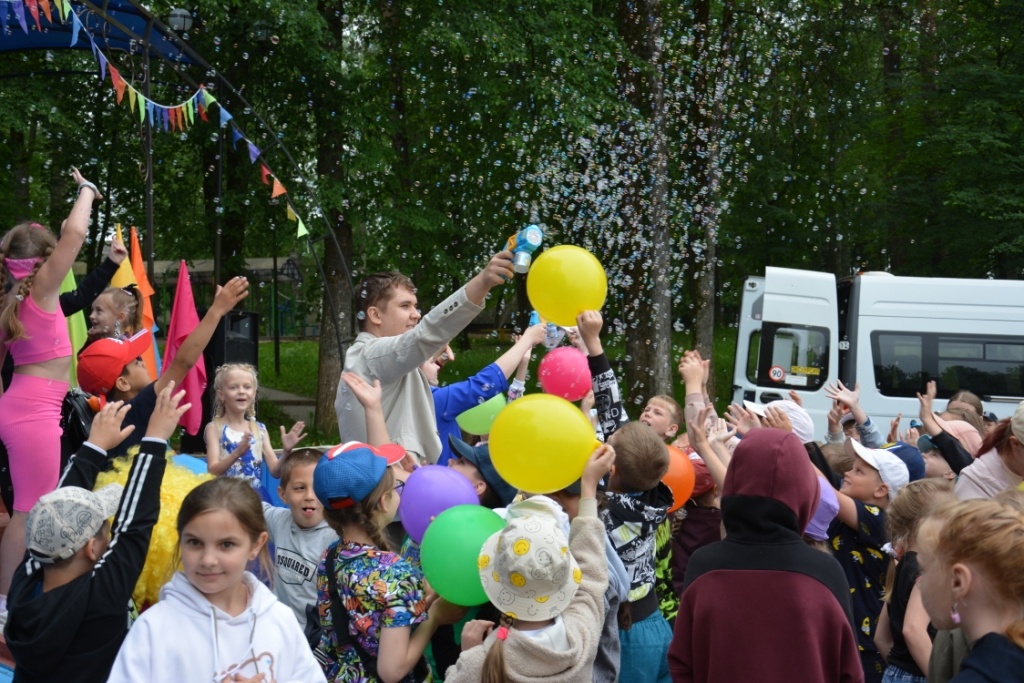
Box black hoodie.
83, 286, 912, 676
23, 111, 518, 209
5, 438, 166, 683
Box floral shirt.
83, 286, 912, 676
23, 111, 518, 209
218, 421, 266, 488
316, 541, 428, 683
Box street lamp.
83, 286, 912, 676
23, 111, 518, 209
167, 8, 193, 32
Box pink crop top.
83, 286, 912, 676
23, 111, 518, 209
0, 296, 72, 365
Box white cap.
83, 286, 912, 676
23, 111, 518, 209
845, 438, 909, 501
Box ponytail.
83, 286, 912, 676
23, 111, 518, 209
481, 615, 512, 683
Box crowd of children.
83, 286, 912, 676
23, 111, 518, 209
2, 197, 1024, 683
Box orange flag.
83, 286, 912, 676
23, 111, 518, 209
130, 227, 159, 380
271, 178, 286, 198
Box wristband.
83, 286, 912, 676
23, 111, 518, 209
77, 180, 99, 197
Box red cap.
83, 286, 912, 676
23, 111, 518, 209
77, 330, 152, 396
330, 440, 407, 466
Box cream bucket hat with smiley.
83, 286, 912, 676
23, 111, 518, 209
478, 514, 582, 621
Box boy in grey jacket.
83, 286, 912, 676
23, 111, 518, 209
335, 250, 514, 463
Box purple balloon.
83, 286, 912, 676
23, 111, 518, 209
399, 465, 479, 543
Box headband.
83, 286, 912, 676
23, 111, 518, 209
4, 257, 43, 280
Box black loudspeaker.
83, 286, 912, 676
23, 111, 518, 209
179, 310, 260, 454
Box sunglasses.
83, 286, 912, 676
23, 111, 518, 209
393, 480, 405, 496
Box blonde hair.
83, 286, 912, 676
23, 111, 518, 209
0, 223, 56, 342
211, 364, 261, 452
882, 478, 955, 603
98, 285, 144, 336
926, 497, 1024, 647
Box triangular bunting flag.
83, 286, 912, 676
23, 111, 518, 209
286, 203, 297, 221
186, 96, 195, 125
97, 50, 108, 81
260, 164, 271, 185
162, 106, 170, 132
202, 87, 217, 107
68, 11, 80, 45
128, 86, 137, 112
61, 0, 70, 22
26, 0, 41, 31
231, 126, 243, 150
247, 141, 260, 164
12, 0, 28, 35
138, 93, 147, 123
39, 0, 52, 24
219, 106, 232, 128
110, 65, 127, 104
296, 218, 308, 238
271, 178, 286, 198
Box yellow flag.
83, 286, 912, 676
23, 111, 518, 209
110, 224, 136, 288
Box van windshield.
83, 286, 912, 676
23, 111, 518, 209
872, 332, 1024, 399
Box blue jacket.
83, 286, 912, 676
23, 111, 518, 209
432, 363, 508, 466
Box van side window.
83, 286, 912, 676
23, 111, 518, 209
755, 323, 829, 390
872, 332, 1024, 399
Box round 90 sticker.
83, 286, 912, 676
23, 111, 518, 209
768, 366, 785, 383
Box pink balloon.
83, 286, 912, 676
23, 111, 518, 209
539, 346, 592, 402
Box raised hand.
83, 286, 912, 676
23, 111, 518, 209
88, 401, 134, 451
280, 421, 307, 453
725, 402, 761, 436
343, 371, 383, 410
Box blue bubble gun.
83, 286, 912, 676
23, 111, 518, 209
505, 224, 544, 273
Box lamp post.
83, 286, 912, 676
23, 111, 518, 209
167, 8, 193, 32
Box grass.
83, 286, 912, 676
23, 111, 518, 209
253, 326, 741, 448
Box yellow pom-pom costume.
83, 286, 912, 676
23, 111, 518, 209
94, 446, 213, 607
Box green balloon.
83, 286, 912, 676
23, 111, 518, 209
420, 505, 505, 607
455, 393, 507, 435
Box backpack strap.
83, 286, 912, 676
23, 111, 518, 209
325, 545, 381, 680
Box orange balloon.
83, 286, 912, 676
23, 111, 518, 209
663, 445, 696, 513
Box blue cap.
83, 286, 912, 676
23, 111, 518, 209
917, 434, 937, 453
982, 411, 998, 423
314, 443, 388, 509
448, 436, 517, 507
887, 442, 926, 482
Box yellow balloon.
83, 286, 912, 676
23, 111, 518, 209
526, 245, 608, 326
489, 393, 600, 494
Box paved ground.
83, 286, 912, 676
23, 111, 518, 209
259, 386, 317, 424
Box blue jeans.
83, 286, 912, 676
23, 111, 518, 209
882, 664, 927, 683
619, 611, 672, 683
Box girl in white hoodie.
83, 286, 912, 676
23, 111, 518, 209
107, 477, 326, 683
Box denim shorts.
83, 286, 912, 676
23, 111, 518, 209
882, 664, 927, 683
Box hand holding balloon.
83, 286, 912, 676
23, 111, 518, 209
580, 443, 615, 499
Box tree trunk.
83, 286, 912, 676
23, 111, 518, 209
617, 0, 673, 407
312, 0, 356, 438
686, 0, 736, 402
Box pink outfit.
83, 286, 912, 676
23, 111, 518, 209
0, 375, 67, 510
1, 295, 72, 364
0, 295, 73, 511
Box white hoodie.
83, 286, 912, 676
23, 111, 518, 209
107, 571, 326, 683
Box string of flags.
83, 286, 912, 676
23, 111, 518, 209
2, 0, 310, 239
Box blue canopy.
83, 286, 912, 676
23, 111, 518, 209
0, 0, 193, 65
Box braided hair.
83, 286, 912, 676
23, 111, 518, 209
0, 222, 57, 342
